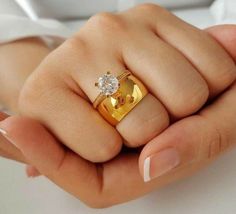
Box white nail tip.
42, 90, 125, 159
0, 128, 7, 136
143, 157, 151, 182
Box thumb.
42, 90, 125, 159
140, 82, 236, 182
206, 24, 236, 60
139, 25, 236, 182
139, 115, 218, 182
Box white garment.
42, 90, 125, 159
3, 0, 214, 19
1, 0, 235, 45
210, 0, 236, 23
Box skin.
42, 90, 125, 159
0, 3, 236, 208
17, 5, 236, 163
0, 38, 51, 112
0, 38, 50, 163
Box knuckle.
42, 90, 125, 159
199, 114, 229, 159
212, 128, 231, 157
19, 77, 39, 113
188, 85, 209, 111
134, 3, 164, 14
87, 12, 126, 33
207, 134, 222, 159
65, 35, 87, 54
19, 71, 59, 115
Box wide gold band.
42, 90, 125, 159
93, 72, 148, 125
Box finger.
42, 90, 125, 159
126, 4, 236, 96
117, 94, 169, 147
139, 79, 236, 182
0, 115, 196, 208
26, 165, 41, 177
0, 131, 25, 162
139, 24, 236, 181
44, 21, 170, 148
19, 61, 122, 162
205, 24, 236, 61
0, 112, 26, 163
0, 116, 108, 206
0, 111, 8, 120
119, 24, 209, 118
71, 19, 170, 147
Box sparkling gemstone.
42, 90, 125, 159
97, 73, 119, 96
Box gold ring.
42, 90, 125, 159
93, 71, 148, 125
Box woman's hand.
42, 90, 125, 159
0, 45, 236, 207
18, 4, 236, 165
0, 4, 236, 207
0, 38, 50, 164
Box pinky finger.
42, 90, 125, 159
26, 165, 41, 177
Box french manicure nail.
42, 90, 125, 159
143, 148, 180, 182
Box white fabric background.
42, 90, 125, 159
0, 1, 236, 214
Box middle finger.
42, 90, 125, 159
70, 37, 169, 147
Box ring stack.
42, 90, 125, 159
93, 70, 148, 125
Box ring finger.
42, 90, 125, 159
73, 12, 207, 147
69, 32, 169, 147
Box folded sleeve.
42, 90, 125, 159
0, 14, 74, 44
210, 0, 236, 24
0, 0, 72, 44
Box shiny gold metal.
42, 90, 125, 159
93, 71, 148, 125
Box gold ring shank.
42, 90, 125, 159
93, 73, 148, 126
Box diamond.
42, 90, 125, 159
97, 73, 119, 96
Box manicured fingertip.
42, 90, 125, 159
143, 148, 180, 182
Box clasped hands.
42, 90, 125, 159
0, 4, 236, 208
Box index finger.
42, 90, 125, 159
0, 115, 199, 208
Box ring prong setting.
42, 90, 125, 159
96, 72, 119, 96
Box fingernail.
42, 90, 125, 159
0, 127, 18, 149
143, 148, 180, 182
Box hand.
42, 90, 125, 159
0, 5, 235, 207
139, 24, 236, 182
17, 4, 235, 165
0, 46, 236, 207
0, 38, 49, 165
